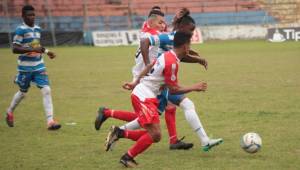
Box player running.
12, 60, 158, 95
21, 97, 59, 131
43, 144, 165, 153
137, 8, 223, 152
99, 8, 223, 151
4, 5, 61, 130
95, 7, 194, 150
107, 31, 206, 167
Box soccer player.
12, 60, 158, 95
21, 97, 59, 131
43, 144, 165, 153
5, 5, 61, 130
107, 31, 206, 167
138, 8, 223, 152
141, 6, 168, 32
95, 8, 194, 150
105, 8, 223, 151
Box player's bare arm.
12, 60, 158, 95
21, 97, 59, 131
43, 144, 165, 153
181, 50, 208, 70
167, 82, 207, 94
123, 61, 156, 90
12, 43, 44, 55
140, 38, 151, 65
13, 43, 55, 59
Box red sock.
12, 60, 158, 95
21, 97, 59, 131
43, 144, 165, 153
124, 130, 147, 141
103, 109, 138, 121
165, 106, 177, 144
127, 133, 153, 158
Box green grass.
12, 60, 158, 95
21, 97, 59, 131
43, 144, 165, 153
0, 40, 299, 170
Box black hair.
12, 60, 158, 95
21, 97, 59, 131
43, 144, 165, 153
22, 5, 34, 15
173, 31, 192, 48
178, 15, 195, 26
148, 6, 162, 17
173, 8, 195, 28
175, 8, 195, 25
148, 10, 164, 18
151, 6, 161, 10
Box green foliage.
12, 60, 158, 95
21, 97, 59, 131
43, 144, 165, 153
0, 40, 299, 170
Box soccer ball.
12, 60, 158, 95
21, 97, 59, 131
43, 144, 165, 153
240, 132, 262, 153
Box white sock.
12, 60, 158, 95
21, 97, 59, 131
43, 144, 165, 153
179, 98, 209, 146
7, 91, 26, 113
41, 86, 54, 123
120, 118, 140, 130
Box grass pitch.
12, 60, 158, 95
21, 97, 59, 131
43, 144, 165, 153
0, 40, 299, 170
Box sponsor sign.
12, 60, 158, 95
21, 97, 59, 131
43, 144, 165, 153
268, 27, 300, 42
92, 28, 203, 47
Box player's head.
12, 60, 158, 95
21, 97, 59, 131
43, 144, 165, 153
148, 6, 161, 17
173, 31, 192, 58
172, 8, 195, 34
22, 5, 35, 27
147, 10, 165, 32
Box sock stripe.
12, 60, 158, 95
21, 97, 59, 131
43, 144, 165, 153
195, 127, 201, 132
170, 135, 177, 139
111, 110, 114, 117
127, 151, 133, 157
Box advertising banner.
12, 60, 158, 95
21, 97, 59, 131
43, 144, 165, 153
268, 27, 300, 42
92, 28, 203, 47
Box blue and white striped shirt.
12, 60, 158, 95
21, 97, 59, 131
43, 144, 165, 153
13, 23, 45, 72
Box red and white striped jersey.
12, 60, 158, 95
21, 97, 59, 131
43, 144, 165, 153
132, 50, 180, 101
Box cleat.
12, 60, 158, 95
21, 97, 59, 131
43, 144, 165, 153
6, 112, 14, 127
202, 138, 223, 152
47, 120, 61, 130
105, 125, 122, 151
169, 136, 194, 150
94, 107, 108, 131
120, 153, 138, 168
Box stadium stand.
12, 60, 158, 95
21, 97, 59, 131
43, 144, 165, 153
0, 0, 282, 32
0, 0, 299, 47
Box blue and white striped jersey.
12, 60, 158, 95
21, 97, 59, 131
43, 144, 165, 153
148, 31, 175, 57
13, 23, 45, 72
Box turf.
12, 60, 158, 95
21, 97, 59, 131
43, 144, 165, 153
0, 40, 299, 170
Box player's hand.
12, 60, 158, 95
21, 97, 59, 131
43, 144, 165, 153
122, 81, 137, 90
199, 58, 208, 70
193, 82, 207, 92
47, 51, 56, 59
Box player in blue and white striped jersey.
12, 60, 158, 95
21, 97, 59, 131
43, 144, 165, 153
5, 5, 61, 130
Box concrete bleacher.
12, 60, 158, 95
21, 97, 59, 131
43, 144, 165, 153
256, 0, 300, 27
0, 0, 278, 32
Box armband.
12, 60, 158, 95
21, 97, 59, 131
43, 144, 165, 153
44, 48, 49, 54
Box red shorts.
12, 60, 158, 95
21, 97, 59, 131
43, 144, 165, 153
131, 94, 160, 128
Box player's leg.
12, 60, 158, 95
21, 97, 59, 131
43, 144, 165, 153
119, 96, 161, 167
164, 104, 179, 146
34, 71, 61, 130
106, 124, 158, 168
166, 94, 193, 150
106, 95, 160, 167
120, 123, 160, 167
178, 97, 223, 151
5, 72, 30, 127
105, 95, 152, 150
119, 118, 140, 130
105, 125, 148, 151
96, 92, 146, 131
95, 107, 138, 130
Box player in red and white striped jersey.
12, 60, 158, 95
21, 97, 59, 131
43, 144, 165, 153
106, 31, 206, 167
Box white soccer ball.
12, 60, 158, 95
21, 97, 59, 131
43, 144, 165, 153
240, 132, 262, 153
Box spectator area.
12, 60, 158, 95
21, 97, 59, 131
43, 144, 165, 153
0, 0, 277, 32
